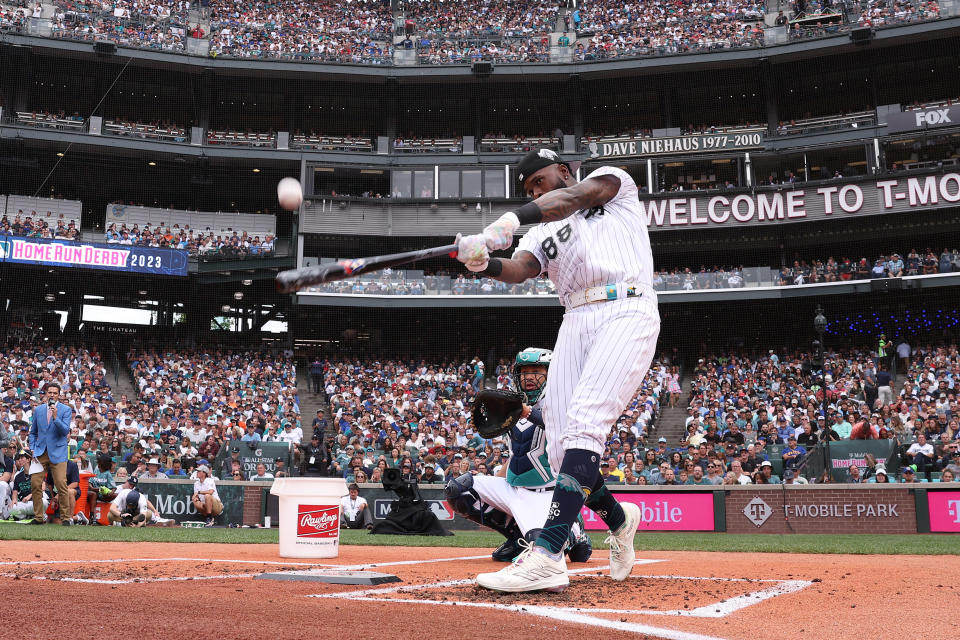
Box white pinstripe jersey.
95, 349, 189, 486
514, 166, 653, 308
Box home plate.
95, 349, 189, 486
256, 569, 402, 585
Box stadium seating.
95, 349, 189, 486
399, 0, 559, 39
301, 247, 960, 297
318, 354, 666, 482
104, 119, 189, 143
1, 195, 83, 235
291, 133, 374, 152
208, 0, 392, 63
11, 0, 944, 62
14, 110, 85, 131
103, 204, 277, 257
206, 129, 277, 148
676, 343, 960, 483
0, 6, 27, 32
51, 0, 189, 52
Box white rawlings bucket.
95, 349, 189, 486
270, 477, 348, 558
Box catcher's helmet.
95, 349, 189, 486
513, 347, 552, 405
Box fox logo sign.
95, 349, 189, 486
916, 109, 952, 127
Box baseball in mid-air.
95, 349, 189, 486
277, 177, 303, 211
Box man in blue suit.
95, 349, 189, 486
29, 383, 73, 525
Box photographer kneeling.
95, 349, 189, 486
108, 477, 175, 527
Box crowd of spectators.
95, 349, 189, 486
393, 136, 463, 153
304, 247, 960, 298
104, 222, 275, 258
0, 6, 27, 31
305, 270, 556, 296
412, 37, 549, 63
208, 0, 392, 63
775, 248, 960, 286
125, 348, 300, 458
654, 343, 960, 485
785, 0, 941, 40
0, 343, 304, 503
51, 0, 189, 51
309, 354, 668, 484
105, 118, 188, 143
0, 211, 81, 240
12, 0, 952, 62
571, 0, 765, 61
399, 0, 558, 38
858, 0, 941, 27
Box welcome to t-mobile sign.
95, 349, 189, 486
927, 491, 960, 532
581, 493, 714, 531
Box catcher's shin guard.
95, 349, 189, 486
445, 473, 523, 556
567, 517, 593, 563
525, 522, 592, 562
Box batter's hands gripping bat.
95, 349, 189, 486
275, 243, 459, 293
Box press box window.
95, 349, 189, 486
462, 170, 482, 198
392, 171, 412, 198
413, 171, 434, 198
439, 170, 460, 198
484, 169, 505, 198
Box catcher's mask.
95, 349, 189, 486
512, 347, 552, 405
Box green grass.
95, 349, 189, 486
0, 522, 956, 555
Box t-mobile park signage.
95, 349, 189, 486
886, 105, 960, 134
927, 491, 960, 533
640, 172, 960, 230
586, 132, 764, 159
0, 235, 188, 276
580, 492, 714, 531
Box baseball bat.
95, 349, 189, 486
275, 243, 460, 293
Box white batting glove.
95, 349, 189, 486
482, 212, 520, 251
455, 233, 489, 272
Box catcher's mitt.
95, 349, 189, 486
473, 389, 525, 439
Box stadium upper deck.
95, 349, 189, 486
0, 0, 954, 66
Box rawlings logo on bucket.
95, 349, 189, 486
296, 505, 339, 538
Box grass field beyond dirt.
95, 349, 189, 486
0, 522, 956, 555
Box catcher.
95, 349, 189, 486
446, 348, 592, 563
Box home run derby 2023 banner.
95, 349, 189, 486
0, 235, 188, 276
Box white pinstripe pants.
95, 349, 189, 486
471, 475, 555, 535
543, 295, 660, 472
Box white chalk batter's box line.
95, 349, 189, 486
310, 560, 812, 640
0, 554, 494, 584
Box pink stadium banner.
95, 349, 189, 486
927, 491, 960, 532
581, 492, 714, 531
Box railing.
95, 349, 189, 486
776, 111, 877, 135
299, 263, 960, 298
104, 121, 188, 143
206, 130, 276, 148
291, 135, 373, 153
393, 139, 463, 153
479, 137, 560, 153
14, 111, 86, 131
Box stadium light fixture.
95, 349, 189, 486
44, 293, 55, 302
242, 279, 253, 286
252, 168, 260, 173
56, 152, 64, 157
233, 292, 243, 300
148, 161, 156, 166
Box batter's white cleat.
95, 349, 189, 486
476, 541, 569, 593
605, 501, 640, 580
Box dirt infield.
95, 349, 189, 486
4, 541, 958, 639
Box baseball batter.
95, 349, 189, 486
455, 149, 660, 592
445, 348, 592, 563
